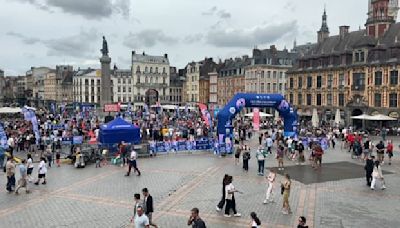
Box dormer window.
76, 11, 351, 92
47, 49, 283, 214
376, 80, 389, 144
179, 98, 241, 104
354, 50, 365, 63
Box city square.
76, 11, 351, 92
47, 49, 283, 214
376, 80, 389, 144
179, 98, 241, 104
2, 0, 400, 227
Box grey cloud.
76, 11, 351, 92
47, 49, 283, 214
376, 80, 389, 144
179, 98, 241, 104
7, 32, 41, 44
206, 21, 298, 48
14, 0, 129, 19
217, 10, 231, 19
183, 34, 204, 43
284, 2, 296, 12
7, 29, 99, 58
202, 6, 231, 19
123, 29, 178, 48
46, 0, 113, 19
202, 6, 217, 16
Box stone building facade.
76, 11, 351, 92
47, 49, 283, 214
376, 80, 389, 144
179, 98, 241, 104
245, 46, 297, 95
287, 0, 400, 125
217, 56, 250, 106
131, 51, 170, 110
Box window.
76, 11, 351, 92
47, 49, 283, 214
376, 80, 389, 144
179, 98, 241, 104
327, 74, 333, 88
298, 94, 303, 105
122, 79, 126, 84
289, 78, 294, 89
261, 71, 264, 79
316, 94, 322, 106
298, 77, 303, 88
279, 83, 283, 91
375, 93, 382, 107
128, 79, 131, 84
145, 67, 148, 73
267, 71, 271, 78
307, 94, 312, 105
155, 67, 158, 73
353, 73, 365, 89
267, 83, 271, 91
289, 94, 293, 103
375, 71, 382, 85
339, 94, 345, 106
307, 76, 312, 88
261, 83, 265, 92
272, 83, 277, 92
389, 93, 398, 108
122, 87, 126, 93
339, 73, 345, 87
279, 72, 283, 79
317, 76, 322, 88
163, 67, 166, 74
118, 78, 121, 84
150, 67, 153, 73
128, 87, 131, 93
273, 71, 277, 79
327, 94, 332, 105
136, 66, 140, 73
390, 70, 398, 85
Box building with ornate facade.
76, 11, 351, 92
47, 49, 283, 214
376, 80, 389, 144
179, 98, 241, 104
43, 65, 74, 106
245, 46, 297, 95
131, 51, 170, 110
0, 69, 4, 106
184, 58, 217, 103
217, 56, 250, 106
287, 0, 400, 126
169, 67, 184, 105
73, 68, 133, 105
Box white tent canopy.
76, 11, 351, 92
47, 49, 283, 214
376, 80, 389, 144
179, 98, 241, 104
161, 105, 178, 110
311, 108, 319, 128
351, 114, 372, 120
244, 112, 273, 117
0, 107, 22, 114
367, 114, 397, 121
178, 106, 196, 110
334, 109, 341, 125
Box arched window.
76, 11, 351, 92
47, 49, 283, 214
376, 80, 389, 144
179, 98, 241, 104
145, 77, 148, 84
145, 67, 148, 73
150, 77, 154, 84
136, 66, 140, 73
150, 67, 153, 73
155, 67, 158, 73
163, 67, 166, 73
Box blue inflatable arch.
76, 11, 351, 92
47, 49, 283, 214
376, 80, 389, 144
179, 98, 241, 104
217, 93, 298, 139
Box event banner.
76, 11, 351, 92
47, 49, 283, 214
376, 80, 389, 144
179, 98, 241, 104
0, 122, 8, 149
198, 103, 210, 127
253, 108, 260, 131
148, 139, 230, 154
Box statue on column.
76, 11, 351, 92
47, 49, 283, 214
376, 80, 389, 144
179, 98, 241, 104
101, 36, 108, 56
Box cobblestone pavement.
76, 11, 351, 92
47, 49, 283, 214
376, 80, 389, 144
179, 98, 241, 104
1, 135, 400, 228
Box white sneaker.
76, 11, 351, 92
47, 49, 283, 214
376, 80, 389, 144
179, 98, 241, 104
224, 214, 231, 218
234, 213, 241, 217
216, 206, 221, 211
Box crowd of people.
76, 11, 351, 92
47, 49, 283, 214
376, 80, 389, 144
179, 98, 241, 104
1, 107, 397, 227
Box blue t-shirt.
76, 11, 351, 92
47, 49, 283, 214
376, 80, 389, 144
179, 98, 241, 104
19, 164, 27, 177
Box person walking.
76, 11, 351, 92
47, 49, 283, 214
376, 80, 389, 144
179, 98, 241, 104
125, 147, 141, 176
265, 135, 273, 154
34, 157, 47, 185
5, 157, 16, 193
216, 174, 229, 212
371, 161, 386, 190
27, 154, 34, 182
242, 146, 250, 172
256, 146, 266, 176
258, 133, 263, 146
376, 141, 385, 164
142, 188, 158, 228
250, 212, 261, 228
187, 208, 206, 228
134, 206, 150, 228
281, 173, 292, 215
297, 141, 305, 164
131, 193, 143, 223
297, 216, 309, 228
277, 145, 284, 171
234, 144, 242, 165
55, 151, 61, 167
364, 156, 375, 187
224, 176, 242, 217
15, 159, 29, 194
45, 145, 53, 168
386, 140, 394, 165
264, 169, 276, 204
363, 138, 371, 161
313, 145, 324, 170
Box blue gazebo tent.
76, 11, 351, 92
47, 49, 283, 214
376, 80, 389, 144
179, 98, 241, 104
99, 117, 140, 144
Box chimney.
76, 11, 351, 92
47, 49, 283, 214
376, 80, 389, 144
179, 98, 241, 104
164, 53, 168, 58
339, 26, 350, 38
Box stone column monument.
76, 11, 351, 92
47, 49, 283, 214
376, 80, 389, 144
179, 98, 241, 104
100, 36, 112, 109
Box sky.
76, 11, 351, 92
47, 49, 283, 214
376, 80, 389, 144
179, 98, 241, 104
0, 0, 370, 75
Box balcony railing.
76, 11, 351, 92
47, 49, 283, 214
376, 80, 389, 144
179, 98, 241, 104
351, 85, 365, 91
